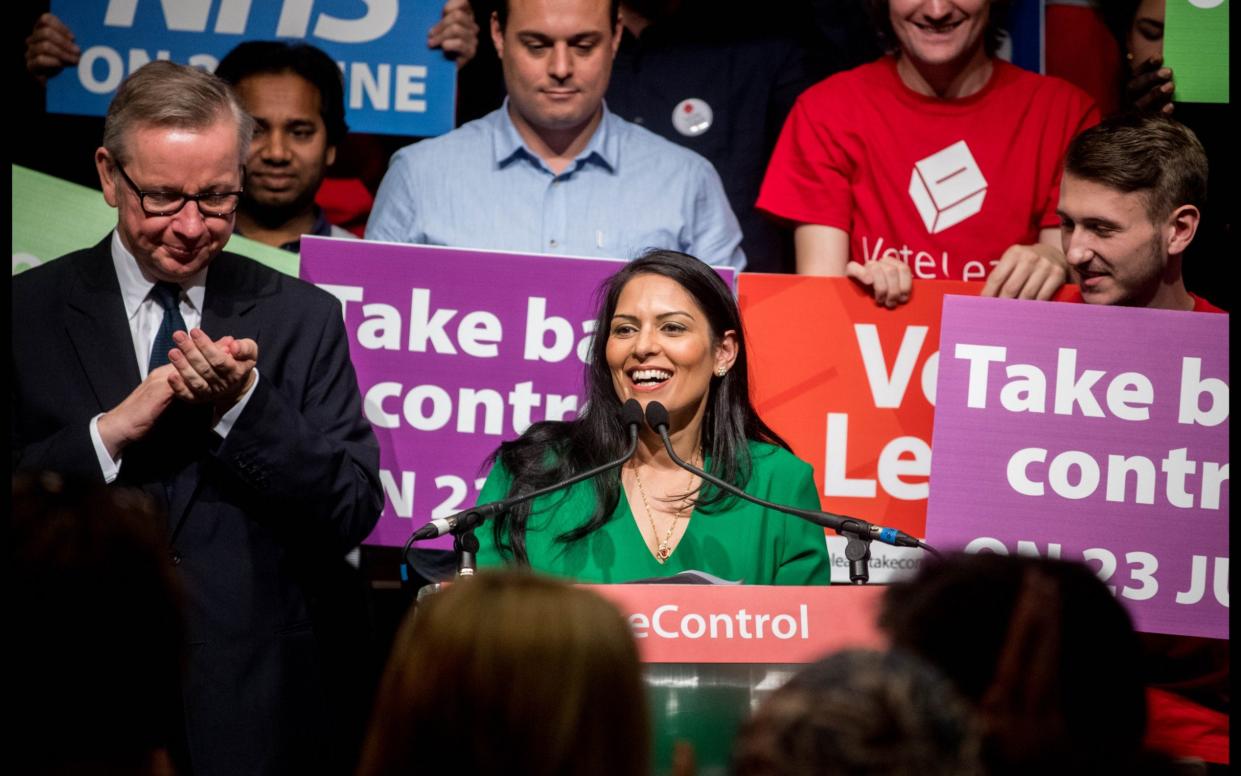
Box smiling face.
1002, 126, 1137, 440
491, 0, 621, 143
96, 117, 242, 282
235, 71, 335, 216
606, 274, 737, 433
1058, 174, 1172, 308
889, 0, 990, 70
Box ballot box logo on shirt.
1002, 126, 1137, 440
908, 140, 988, 235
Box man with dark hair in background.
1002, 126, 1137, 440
214, 41, 356, 252
1058, 112, 1220, 312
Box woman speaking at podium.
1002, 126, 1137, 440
474, 251, 830, 585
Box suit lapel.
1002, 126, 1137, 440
168, 253, 264, 536
64, 239, 142, 414
66, 241, 179, 532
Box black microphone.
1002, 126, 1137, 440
642, 401, 936, 553
408, 399, 646, 542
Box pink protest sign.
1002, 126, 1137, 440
928, 297, 1228, 639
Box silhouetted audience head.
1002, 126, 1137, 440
879, 553, 1149, 774
733, 648, 984, 776
11, 472, 185, 776
356, 571, 649, 776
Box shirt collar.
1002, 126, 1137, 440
492, 99, 619, 175
233, 206, 336, 254
110, 229, 208, 321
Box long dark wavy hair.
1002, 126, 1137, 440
489, 250, 789, 564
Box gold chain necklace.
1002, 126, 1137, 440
633, 455, 699, 563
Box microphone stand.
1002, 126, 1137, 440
454, 527, 480, 577
645, 406, 939, 585
842, 531, 873, 586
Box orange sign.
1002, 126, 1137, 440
587, 584, 885, 663
739, 276, 981, 536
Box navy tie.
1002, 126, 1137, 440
148, 281, 187, 372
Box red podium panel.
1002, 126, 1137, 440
586, 584, 886, 663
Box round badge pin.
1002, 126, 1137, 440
672, 98, 713, 137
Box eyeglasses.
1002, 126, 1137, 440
113, 161, 244, 218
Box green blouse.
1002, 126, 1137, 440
474, 441, 831, 585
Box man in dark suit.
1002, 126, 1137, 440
11, 60, 382, 776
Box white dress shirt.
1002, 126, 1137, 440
89, 231, 259, 482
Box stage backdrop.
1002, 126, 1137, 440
928, 296, 1229, 639
47, 0, 456, 136
300, 237, 741, 549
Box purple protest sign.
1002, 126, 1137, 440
299, 238, 626, 549
928, 297, 1228, 639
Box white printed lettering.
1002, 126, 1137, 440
363, 382, 403, 428
379, 468, 414, 518
1106, 455, 1157, 504
406, 289, 457, 353
358, 303, 401, 350
652, 605, 678, 638
854, 324, 928, 408
1006, 447, 1046, 496
403, 385, 453, 431
1178, 357, 1229, 427
877, 436, 930, 500
1177, 555, 1207, 604
1053, 348, 1105, 417
954, 343, 1007, 408
79, 46, 125, 94
1105, 372, 1154, 421
457, 310, 502, 358
1162, 447, 1196, 508
999, 364, 1046, 413
1047, 450, 1100, 500
823, 413, 876, 498
508, 381, 542, 434
524, 297, 575, 362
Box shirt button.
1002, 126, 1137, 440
549, 239, 559, 247
634, 116, 645, 124
170, 551, 182, 566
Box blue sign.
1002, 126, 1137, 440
48, 0, 457, 137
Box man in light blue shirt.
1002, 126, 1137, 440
365, 0, 745, 270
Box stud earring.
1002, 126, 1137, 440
715, 366, 727, 377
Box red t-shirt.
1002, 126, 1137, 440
758, 57, 1099, 281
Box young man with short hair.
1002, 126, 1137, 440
1057, 112, 1220, 312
